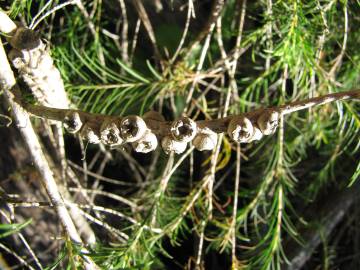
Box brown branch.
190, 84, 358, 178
0, 36, 98, 270
16, 89, 359, 153
284, 180, 360, 270
3, 14, 97, 246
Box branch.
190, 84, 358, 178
15, 88, 360, 154
1, 11, 97, 246
284, 180, 360, 270
0, 38, 97, 270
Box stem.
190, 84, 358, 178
279, 90, 359, 115
18, 89, 360, 136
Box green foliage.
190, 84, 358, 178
4, 0, 360, 269
0, 219, 31, 239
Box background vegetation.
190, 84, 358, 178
0, 0, 359, 269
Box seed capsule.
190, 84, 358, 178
192, 128, 218, 151
170, 117, 197, 142
132, 130, 158, 153
80, 123, 100, 144
120, 115, 147, 142
227, 117, 254, 143
100, 120, 123, 146
63, 111, 82, 134
249, 126, 263, 142
161, 136, 187, 154
257, 110, 280, 135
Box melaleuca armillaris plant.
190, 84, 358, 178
0, 1, 359, 270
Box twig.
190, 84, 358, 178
309, 0, 328, 116
132, 0, 161, 61
328, 2, 348, 78
150, 147, 194, 226
117, 148, 146, 179
231, 145, 241, 264
171, 0, 195, 63
129, 18, 141, 64
15, 89, 360, 146
78, 135, 89, 185
75, 0, 106, 67
165, 177, 211, 233
68, 160, 146, 187
29, 0, 53, 29
65, 202, 162, 234
1, 11, 97, 247
284, 181, 360, 270
74, 0, 96, 37
29, 0, 77, 30
73, 207, 129, 242
158, 146, 194, 194
204, 10, 246, 217
117, 0, 129, 64
68, 187, 138, 209
265, 0, 273, 71
0, 243, 37, 270
195, 219, 206, 269
184, 23, 215, 113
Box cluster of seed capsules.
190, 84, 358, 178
62, 109, 280, 154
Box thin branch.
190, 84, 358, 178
171, 0, 195, 63
129, 18, 141, 64
195, 219, 206, 269
29, 0, 53, 29
3, 197, 161, 234
75, 0, 106, 67
150, 147, 194, 226
132, 0, 161, 61
68, 160, 147, 187
29, 0, 77, 30
73, 207, 129, 242
0, 243, 37, 270
65, 202, 162, 234
184, 23, 215, 113
231, 145, 241, 264
285, 181, 360, 270
117, 0, 129, 64
2, 11, 97, 247
328, 2, 348, 78
68, 187, 138, 209
14, 88, 360, 149
265, 0, 273, 71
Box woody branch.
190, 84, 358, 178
15, 88, 360, 153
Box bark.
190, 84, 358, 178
0, 38, 97, 270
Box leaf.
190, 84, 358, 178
117, 59, 150, 84
0, 219, 32, 239
146, 60, 162, 80
348, 161, 360, 187
216, 137, 232, 171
